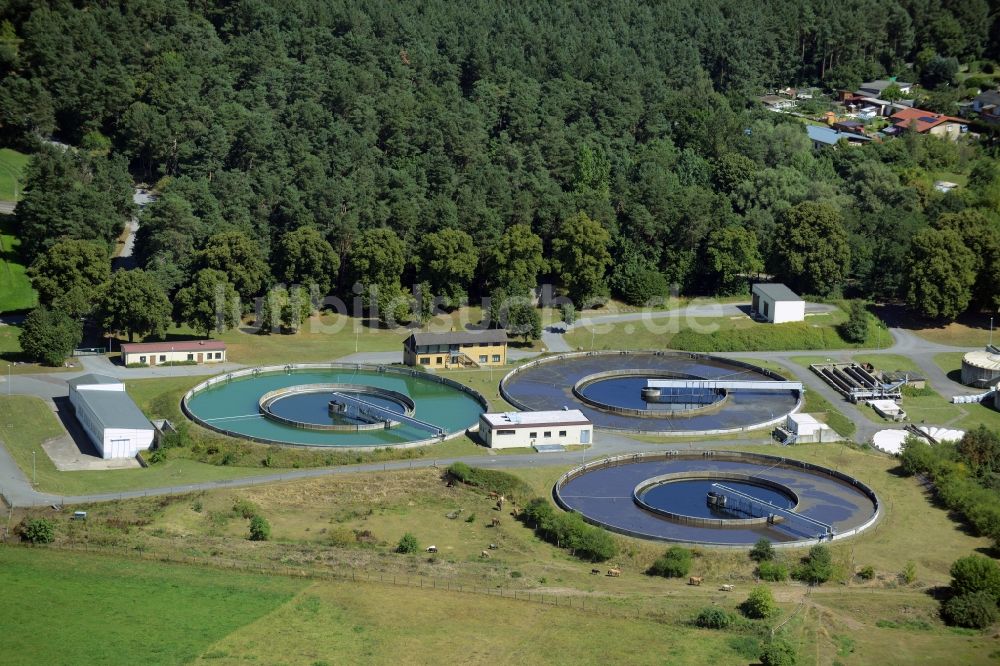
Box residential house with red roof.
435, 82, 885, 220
890, 108, 967, 140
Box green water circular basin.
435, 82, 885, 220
183, 367, 486, 447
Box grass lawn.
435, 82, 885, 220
0, 148, 29, 201
934, 352, 966, 384
801, 384, 856, 437
191, 577, 745, 665
0, 215, 38, 313
0, 546, 306, 666
13, 441, 993, 665
853, 353, 922, 374
566, 307, 888, 353
890, 310, 992, 348
0, 395, 286, 495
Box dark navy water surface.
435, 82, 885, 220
268, 391, 405, 427
580, 376, 722, 411
503, 353, 797, 432
558, 455, 877, 544
640, 479, 794, 519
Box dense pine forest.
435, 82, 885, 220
1, 0, 999, 337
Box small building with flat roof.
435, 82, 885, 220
67, 374, 154, 459
806, 124, 873, 149
121, 340, 226, 366
751, 283, 805, 323
479, 410, 592, 449
786, 413, 840, 443
403, 329, 507, 368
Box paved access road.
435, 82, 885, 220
0, 300, 981, 507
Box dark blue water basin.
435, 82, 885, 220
640, 478, 794, 519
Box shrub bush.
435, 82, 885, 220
792, 545, 833, 584
740, 585, 778, 619
950, 555, 1000, 599
942, 591, 999, 629
857, 565, 875, 580
695, 606, 735, 629
560, 302, 577, 325
759, 637, 798, 666
750, 538, 774, 562
649, 546, 693, 578
520, 497, 618, 562
233, 498, 259, 519
901, 560, 917, 585
248, 515, 270, 541
839, 300, 870, 343
446, 463, 533, 503
18, 517, 55, 544
757, 560, 789, 582
396, 532, 419, 553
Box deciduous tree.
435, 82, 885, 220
193, 231, 269, 303
95, 269, 171, 342
414, 228, 478, 306
905, 228, 976, 320
275, 227, 339, 297
27, 239, 109, 316
551, 212, 611, 304
772, 202, 849, 296
173, 268, 240, 337
18, 306, 82, 366
485, 224, 547, 296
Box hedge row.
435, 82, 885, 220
521, 497, 618, 562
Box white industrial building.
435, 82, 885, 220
751, 283, 805, 323
67, 374, 154, 459
785, 413, 840, 443
479, 410, 592, 449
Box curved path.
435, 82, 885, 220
0, 302, 983, 508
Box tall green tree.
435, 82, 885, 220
16, 146, 133, 262
905, 228, 976, 320
274, 227, 339, 296
259, 285, 314, 334
484, 224, 547, 296
27, 238, 109, 316
551, 212, 612, 304
95, 269, 171, 342
173, 268, 240, 337
772, 202, 850, 296
18, 306, 82, 366
349, 228, 408, 325
193, 231, 269, 303
703, 225, 763, 295
414, 228, 478, 306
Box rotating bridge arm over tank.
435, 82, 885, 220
329, 392, 443, 436
645, 379, 804, 391
642, 379, 803, 403
711, 483, 834, 539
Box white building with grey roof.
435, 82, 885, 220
479, 410, 592, 449
67, 374, 154, 459
751, 283, 805, 323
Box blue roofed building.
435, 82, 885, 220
806, 124, 873, 149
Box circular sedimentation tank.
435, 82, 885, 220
501, 351, 801, 435
961, 350, 1000, 388
182, 364, 486, 448
555, 451, 880, 546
